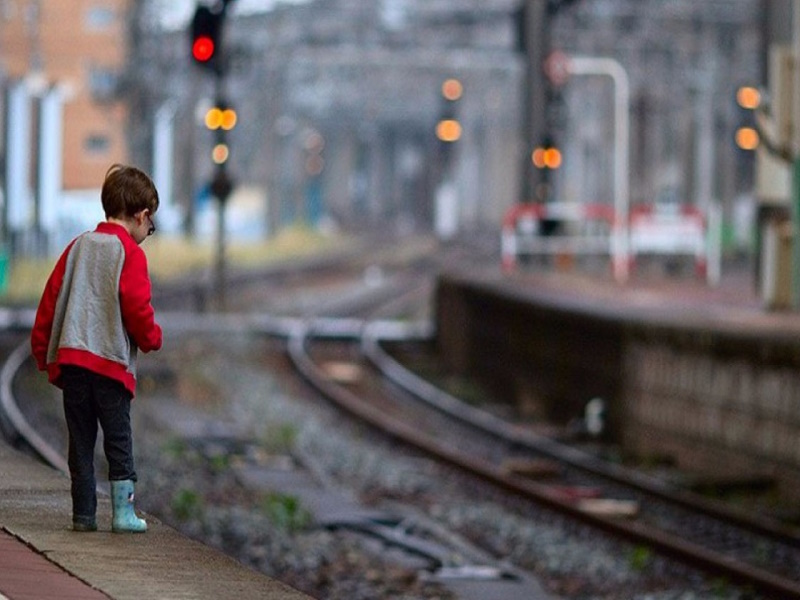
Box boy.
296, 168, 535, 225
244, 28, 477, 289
31, 163, 162, 533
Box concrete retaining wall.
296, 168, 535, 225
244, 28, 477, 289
435, 271, 800, 498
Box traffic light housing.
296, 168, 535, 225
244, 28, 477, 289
436, 78, 463, 176
190, 5, 224, 71
204, 101, 237, 165
734, 85, 760, 152
436, 78, 463, 143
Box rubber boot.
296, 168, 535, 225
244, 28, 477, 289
72, 516, 97, 532
111, 480, 147, 533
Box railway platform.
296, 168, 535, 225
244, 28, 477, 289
0, 437, 313, 600
436, 262, 800, 500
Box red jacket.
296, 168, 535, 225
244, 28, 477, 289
31, 222, 162, 396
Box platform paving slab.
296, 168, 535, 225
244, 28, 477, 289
0, 529, 109, 600
0, 439, 313, 600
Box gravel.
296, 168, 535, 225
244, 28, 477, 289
131, 332, 759, 600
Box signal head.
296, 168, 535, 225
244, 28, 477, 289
192, 36, 215, 63
190, 5, 224, 69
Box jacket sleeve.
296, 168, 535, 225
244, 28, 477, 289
118, 244, 162, 353
30, 246, 72, 370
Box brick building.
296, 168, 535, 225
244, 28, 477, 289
0, 0, 129, 194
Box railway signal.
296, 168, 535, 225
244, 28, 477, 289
734, 85, 760, 152
205, 102, 237, 165
189, 1, 236, 310
190, 5, 224, 70
436, 78, 463, 143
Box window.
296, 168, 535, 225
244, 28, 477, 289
88, 66, 119, 101
84, 134, 110, 155
85, 6, 115, 31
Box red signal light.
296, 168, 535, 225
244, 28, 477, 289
192, 36, 215, 62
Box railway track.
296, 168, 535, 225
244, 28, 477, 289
289, 319, 800, 599
6, 235, 799, 597
2, 240, 560, 599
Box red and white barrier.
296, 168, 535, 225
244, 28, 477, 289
501, 202, 628, 282
502, 202, 720, 285
628, 204, 710, 281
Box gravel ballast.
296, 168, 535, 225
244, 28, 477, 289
130, 332, 757, 600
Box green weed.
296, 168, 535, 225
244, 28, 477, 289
261, 492, 311, 532
172, 488, 204, 521
208, 452, 231, 473
162, 437, 188, 458
628, 545, 652, 571
263, 423, 298, 453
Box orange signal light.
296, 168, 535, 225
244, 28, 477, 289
441, 78, 463, 101
544, 147, 562, 169
436, 119, 462, 142
532, 148, 546, 169
205, 108, 222, 129
532, 146, 562, 169
212, 143, 229, 164
205, 107, 237, 131
221, 109, 237, 130
735, 126, 759, 150
736, 86, 760, 110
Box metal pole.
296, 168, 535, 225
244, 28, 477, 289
36, 85, 64, 256
5, 81, 32, 251
567, 56, 630, 282
211, 161, 233, 312
212, 73, 230, 311
153, 101, 176, 233
792, 0, 800, 306
520, 0, 549, 204
215, 183, 226, 310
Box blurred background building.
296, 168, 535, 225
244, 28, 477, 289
0, 0, 131, 252
0, 0, 775, 255
130, 0, 523, 240
0, 0, 130, 188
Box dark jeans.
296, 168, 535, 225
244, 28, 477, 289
61, 365, 136, 521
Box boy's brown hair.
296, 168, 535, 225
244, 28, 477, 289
101, 164, 160, 219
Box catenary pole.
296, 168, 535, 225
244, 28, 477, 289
792, 0, 800, 306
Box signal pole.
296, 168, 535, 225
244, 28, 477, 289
518, 0, 581, 206
434, 78, 463, 239
518, 0, 549, 204
190, 0, 235, 310
793, 0, 800, 306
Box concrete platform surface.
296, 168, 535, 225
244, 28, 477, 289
0, 439, 313, 600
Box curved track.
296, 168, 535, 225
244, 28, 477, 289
364, 328, 800, 546
288, 320, 800, 599
5, 236, 800, 598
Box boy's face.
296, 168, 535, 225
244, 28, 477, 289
132, 209, 156, 245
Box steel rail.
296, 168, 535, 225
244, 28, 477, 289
0, 340, 69, 473
289, 324, 800, 599
361, 324, 800, 549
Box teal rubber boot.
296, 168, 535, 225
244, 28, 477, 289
111, 480, 147, 533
